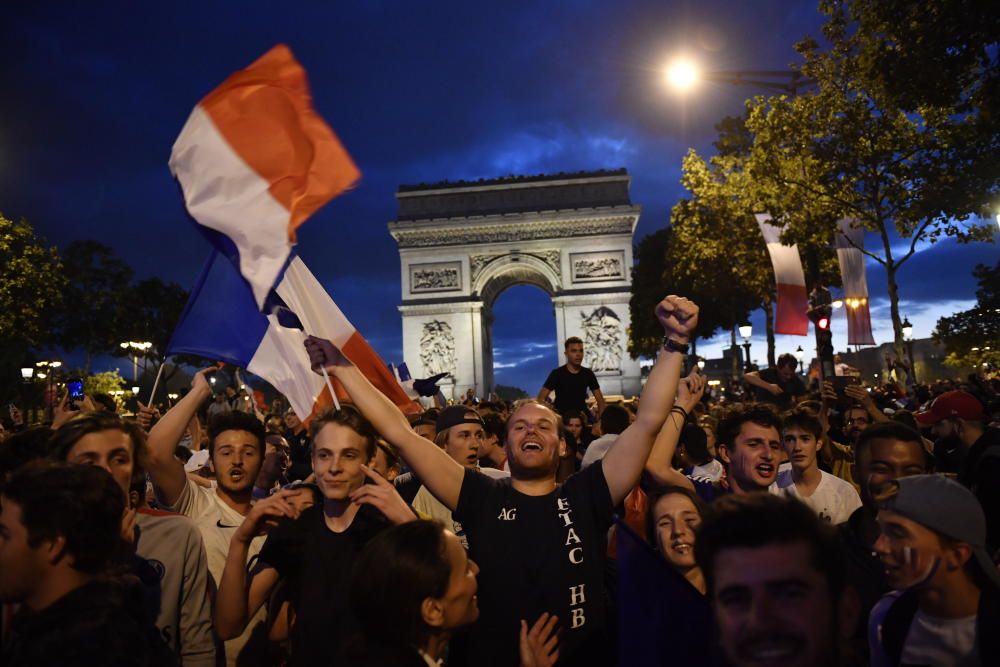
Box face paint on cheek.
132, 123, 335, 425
898, 546, 941, 590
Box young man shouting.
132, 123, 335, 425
306, 294, 697, 666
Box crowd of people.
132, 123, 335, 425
1, 293, 998, 666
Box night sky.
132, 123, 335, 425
2, 1, 996, 392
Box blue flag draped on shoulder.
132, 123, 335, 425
615, 517, 722, 666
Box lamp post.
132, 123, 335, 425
664, 58, 814, 95
738, 324, 753, 372
34, 360, 61, 422
120, 341, 153, 382
901, 317, 917, 384
794, 346, 805, 374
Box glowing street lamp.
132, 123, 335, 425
665, 57, 700, 92
738, 324, 753, 372
20, 367, 33, 380
120, 341, 153, 382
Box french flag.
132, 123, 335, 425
166, 250, 420, 421
168, 44, 360, 308
755, 213, 809, 336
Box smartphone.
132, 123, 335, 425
830, 376, 859, 409
67, 378, 84, 408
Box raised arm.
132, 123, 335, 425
304, 337, 466, 511
601, 296, 698, 505
743, 370, 780, 395
214, 491, 296, 639
644, 369, 705, 484
146, 368, 213, 506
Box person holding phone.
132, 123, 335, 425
743, 353, 806, 410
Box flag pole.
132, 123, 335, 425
321, 367, 342, 411
148, 362, 166, 406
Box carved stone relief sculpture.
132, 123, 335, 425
410, 262, 461, 292
420, 320, 457, 377
581, 306, 623, 372
570, 251, 624, 282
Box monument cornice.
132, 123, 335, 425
389, 207, 640, 248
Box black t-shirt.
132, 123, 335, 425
749, 367, 806, 409
258, 504, 392, 667
452, 462, 615, 666
544, 365, 600, 415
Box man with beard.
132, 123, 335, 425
538, 336, 607, 418
695, 493, 858, 667
838, 422, 931, 662
916, 390, 1000, 553
869, 475, 1000, 666
304, 294, 697, 666
214, 406, 415, 666
146, 369, 276, 665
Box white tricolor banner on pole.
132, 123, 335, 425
755, 213, 808, 335
835, 219, 876, 346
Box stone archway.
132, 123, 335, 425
389, 170, 643, 399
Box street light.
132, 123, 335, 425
794, 346, 805, 373
20, 367, 33, 380
901, 317, 917, 383
738, 324, 753, 372
120, 341, 153, 382
663, 57, 815, 95
697, 358, 706, 371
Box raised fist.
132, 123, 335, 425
655, 296, 699, 343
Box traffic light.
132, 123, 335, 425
808, 287, 835, 380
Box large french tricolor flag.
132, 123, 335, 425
168, 44, 360, 308
755, 213, 809, 335
836, 219, 876, 346
166, 251, 420, 421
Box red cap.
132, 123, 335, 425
915, 390, 984, 425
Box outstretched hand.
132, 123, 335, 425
655, 296, 699, 343
519, 612, 560, 667
303, 336, 351, 375
349, 465, 416, 525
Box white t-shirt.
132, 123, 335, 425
772, 469, 861, 524
167, 478, 266, 666
902, 609, 979, 666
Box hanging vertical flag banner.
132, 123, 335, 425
755, 213, 809, 335
169, 44, 360, 307
166, 250, 420, 421
836, 219, 876, 346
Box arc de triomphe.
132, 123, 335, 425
389, 169, 642, 400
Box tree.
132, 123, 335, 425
53, 240, 134, 373
0, 214, 65, 401
744, 0, 997, 358
933, 261, 1000, 370
119, 277, 193, 385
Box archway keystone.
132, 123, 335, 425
389, 170, 642, 399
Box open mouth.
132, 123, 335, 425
671, 541, 692, 553
739, 638, 801, 663
756, 463, 775, 477
466, 453, 479, 464
522, 441, 543, 452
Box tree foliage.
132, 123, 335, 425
933, 261, 1000, 369
742, 0, 997, 352
0, 214, 65, 347
53, 240, 134, 373
0, 214, 65, 402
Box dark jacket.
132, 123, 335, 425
875, 585, 1000, 667
1, 577, 175, 667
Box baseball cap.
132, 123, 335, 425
436, 405, 485, 432
878, 474, 1000, 588
914, 390, 983, 425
